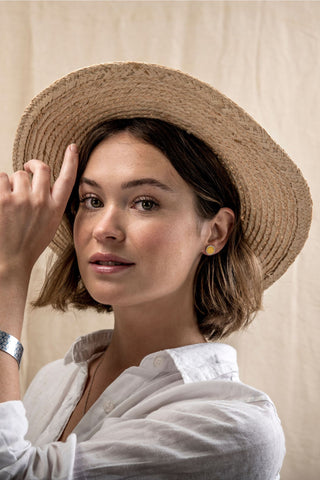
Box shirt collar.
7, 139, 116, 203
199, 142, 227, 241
64, 329, 113, 364
64, 329, 238, 382
165, 342, 238, 382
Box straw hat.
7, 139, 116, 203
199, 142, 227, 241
12, 62, 312, 289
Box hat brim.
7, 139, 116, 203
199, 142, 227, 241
12, 62, 312, 289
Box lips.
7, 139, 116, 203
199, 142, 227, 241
95, 261, 126, 266
89, 253, 135, 273
89, 253, 134, 264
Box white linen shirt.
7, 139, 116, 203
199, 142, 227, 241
0, 329, 285, 479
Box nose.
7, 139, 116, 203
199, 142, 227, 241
92, 205, 126, 243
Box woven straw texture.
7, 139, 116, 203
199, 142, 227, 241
12, 62, 312, 289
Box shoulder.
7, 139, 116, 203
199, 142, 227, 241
128, 343, 285, 477
143, 379, 285, 479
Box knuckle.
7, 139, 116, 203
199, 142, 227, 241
15, 170, 30, 180
14, 192, 30, 208
25, 160, 51, 176
33, 195, 48, 209
38, 162, 51, 174
0, 192, 11, 207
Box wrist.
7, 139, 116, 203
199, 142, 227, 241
0, 330, 23, 367
0, 271, 29, 339
0, 259, 32, 284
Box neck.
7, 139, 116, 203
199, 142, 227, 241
106, 294, 205, 371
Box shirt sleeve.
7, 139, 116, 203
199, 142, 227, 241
0, 401, 77, 480
0, 389, 285, 480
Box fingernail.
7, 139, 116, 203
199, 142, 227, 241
69, 143, 78, 153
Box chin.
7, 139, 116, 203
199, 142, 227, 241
85, 286, 126, 308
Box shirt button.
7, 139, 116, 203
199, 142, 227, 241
153, 356, 163, 368
103, 400, 114, 414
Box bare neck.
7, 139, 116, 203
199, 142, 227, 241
106, 294, 205, 372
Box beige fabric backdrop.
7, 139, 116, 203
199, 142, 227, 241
0, 1, 319, 478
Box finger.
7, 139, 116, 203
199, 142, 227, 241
0, 172, 12, 194
51, 144, 78, 209
24, 160, 51, 195
11, 170, 32, 194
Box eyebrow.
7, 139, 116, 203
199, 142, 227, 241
121, 178, 174, 192
79, 177, 174, 192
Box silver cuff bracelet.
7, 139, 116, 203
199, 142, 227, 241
0, 330, 24, 367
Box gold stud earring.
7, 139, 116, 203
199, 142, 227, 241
205, 245, 215, 256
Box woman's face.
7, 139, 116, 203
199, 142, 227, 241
73, 131, 211, 311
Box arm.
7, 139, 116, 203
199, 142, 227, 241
0, 144, 78, 402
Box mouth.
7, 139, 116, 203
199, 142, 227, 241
89, 253, 135, 272
93, 260, 131, 266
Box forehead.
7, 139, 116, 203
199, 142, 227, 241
83, 131, 188, 190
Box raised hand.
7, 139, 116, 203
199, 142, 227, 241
0, 144, 78, 282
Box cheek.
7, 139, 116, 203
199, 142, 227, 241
130, 219, 199, 267
131, 222, 174, 254
73, 214, 90, 256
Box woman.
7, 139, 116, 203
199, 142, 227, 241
0, 63, 312, 479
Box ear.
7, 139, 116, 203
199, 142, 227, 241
204, 207, 235, 255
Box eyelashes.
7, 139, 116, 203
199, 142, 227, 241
79, 194, 103, 210
78, 194, 160, 212
133, 196, 159, 212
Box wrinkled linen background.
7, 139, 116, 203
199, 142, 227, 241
0, 1, 319, 478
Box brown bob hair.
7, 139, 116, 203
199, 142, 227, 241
34, 118, 263, 339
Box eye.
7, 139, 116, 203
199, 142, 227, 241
79, 194, 103, 210
133, 196, 159, 212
